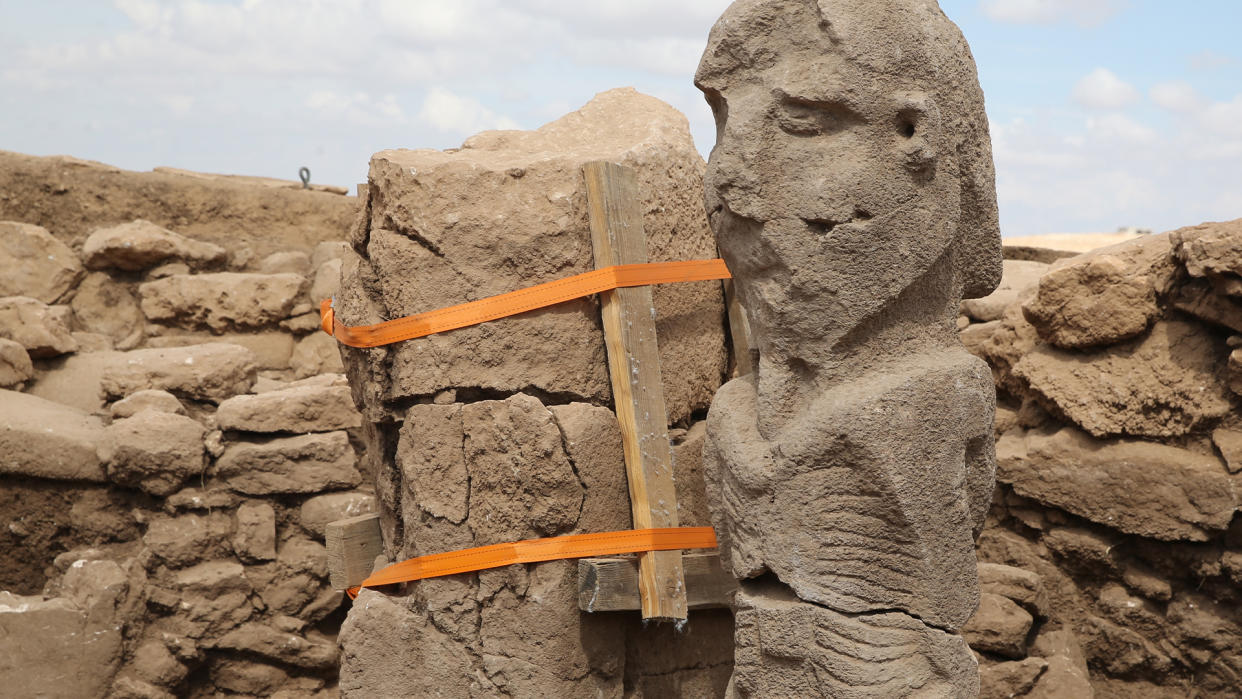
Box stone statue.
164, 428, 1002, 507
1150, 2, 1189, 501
696, 0, 1003, 695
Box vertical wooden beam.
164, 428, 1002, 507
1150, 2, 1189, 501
583, 161, 688, 622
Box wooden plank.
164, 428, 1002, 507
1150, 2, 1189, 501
723, 279, 754, 377
583, 160, 688, 622
326, 513, 384, 590
578, 553, 738, 613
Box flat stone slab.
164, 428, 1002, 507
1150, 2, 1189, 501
139, 273, 305, 332
100, 343, 257, 403
216, 431, 361, 495
216, 383, 361, 434
0, 389, 105, 481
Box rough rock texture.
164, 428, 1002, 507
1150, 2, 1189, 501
962, 227, 1242, 697
100, 343, 258, 403
299, 492, 377, 539
110, 389, 186, 418
83, 219, 227, 271
99, 410, 206, 496
335, 87, 726, 425
216, 383, 361, 433
1021, 233, 1176, 349
0, 337, 33, 388
0, 389, 105, 481
0, 220, 82, 302
996, 427, 1235, 542
139, 273, 305, 332
71, 271, 147, 349
696, 0, 1000, 693
0, 295, 78, 357
337, 89, 734, 696
961, 593, 1035, 659
1013, 320, 1230, 439
215, 431, 361, 495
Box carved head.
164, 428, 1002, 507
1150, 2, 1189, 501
697, 0, 1000, 356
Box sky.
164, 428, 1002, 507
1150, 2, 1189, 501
0, 0, 1239, 237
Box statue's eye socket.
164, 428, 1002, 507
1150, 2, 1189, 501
775, 96, 861, 137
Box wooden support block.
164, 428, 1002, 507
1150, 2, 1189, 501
578, 553, 738, 613
584, 160, 688, 622
326, 513, 384, 591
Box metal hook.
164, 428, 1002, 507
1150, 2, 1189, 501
299, 166, 311, 189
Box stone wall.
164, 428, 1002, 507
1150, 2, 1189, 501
334, 88, 736, 697
0, 156, 368, 699
958, 220, 1242, 698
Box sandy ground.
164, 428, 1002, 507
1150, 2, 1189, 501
1003, 231, 1144, 253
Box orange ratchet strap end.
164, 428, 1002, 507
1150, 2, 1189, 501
321, 258, 732, 349
346, 526, 718, 599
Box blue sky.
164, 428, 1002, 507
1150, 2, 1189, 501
1, 0, 1239, 236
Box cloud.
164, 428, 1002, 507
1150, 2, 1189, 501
417, 88, 520, 136
1085, 113, 1155, 144
980, 0, 1128, 26
306, 91, 408, 127
1072, 68, 1139, 109
1150, 81, 1205, 113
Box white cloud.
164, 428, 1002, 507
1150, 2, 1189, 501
306, 91, 408, 127
1150, 81, 1205, 113
417, 88, 520, 135
1085, 113, 1156, 144
1072, 68, 1139, 109
980, 0, 1128, 27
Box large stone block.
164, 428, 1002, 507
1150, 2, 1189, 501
336, 88, 726, 424
961, 260, 1048, 323
0, 337, 32, 388
70, 272, 145, 349
216, 382, 361, 434
1173, 217, 1242, 278
100, 343, 258, 403
216, 431, 361, 495
0, 220, 82, 303
139, 272, 305, 331
0, 295, 77, 357
997, 427, 1235, 541
82, 219, 226, 271
1013, 320, 1230, 439
99, 409, 206, 495
0, 389, 105, 481
1022, 233, 1176, 349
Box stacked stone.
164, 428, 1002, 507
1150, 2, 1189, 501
0, 169, 375, 698
334, 88, 733, 697
960, 219, 1242, 696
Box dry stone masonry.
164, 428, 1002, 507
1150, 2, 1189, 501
334, 88, 734, 697
696, 0, 1002, 695
0, 152, 367, 698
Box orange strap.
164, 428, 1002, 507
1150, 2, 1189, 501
321, 259, 732, 348
347, 526, 718, 598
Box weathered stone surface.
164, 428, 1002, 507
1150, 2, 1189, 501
696, 1, 999, 691
0, 389, 105, 481
129, 640, 189, 689
962, 260, 1048, 323
216, 382, 361, 433
211, 623, 338, 670
210, 660, 291, 696
1173, 217, 1242, 278
99, 410, 205, 496
0, 295, 77, 357
1174, 280, 1242, 334
978, 562, 1047, 619
0, 587, 123, 698
139, 272, 304, 331
26, 350, 121, 411
1022, 233, 1176, 349
980, 658, 1047, 699
962, 592, 1034, 659
310, 256, 342, 304
1014, 320, 1230, 439
110, 389, 185, 418
233, 501, 277, 562
70, 272, 145, 349
290, 331, 344, 378
100, 343, 257, 403
146, 331, 294, 370
0, 220, 82, 303
1212, 428, 1242, 473
245, 537, 329, 617
731, 583, 979, 698
83, 219, 227, 271
143, 513, 233, 567
547, 403, 633, 533
299, 491, 377, 539
997, 427, 1235, 541
216, 431, 361, 495
0, 337, 32, 388
337, 87, 726, 424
